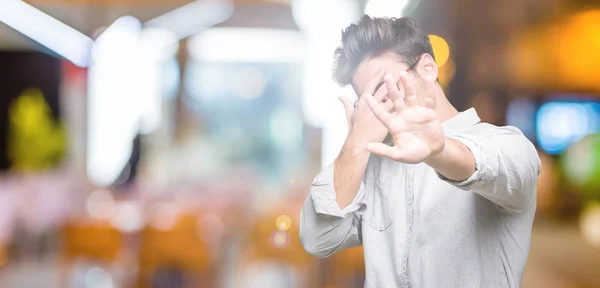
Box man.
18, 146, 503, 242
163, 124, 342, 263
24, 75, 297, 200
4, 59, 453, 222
299, 16, 540, 288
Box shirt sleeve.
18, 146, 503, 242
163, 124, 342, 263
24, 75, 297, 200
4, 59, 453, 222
438, 126, 541, 214
299, 162, 366, 258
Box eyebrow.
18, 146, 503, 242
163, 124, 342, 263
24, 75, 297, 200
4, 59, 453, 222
372, 81, 385, 95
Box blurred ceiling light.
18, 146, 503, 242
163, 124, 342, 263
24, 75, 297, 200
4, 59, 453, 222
136, 28, 179, 61
145, 0, 233, 40
365, 0, 410, 18
291, 0, 358, 33
94, 16, 142, 49
87, 16, 142, 187
428, 35, 450, 68
0, 0, 93, 67
291, 0, 359, 168
188, 28, 305, 63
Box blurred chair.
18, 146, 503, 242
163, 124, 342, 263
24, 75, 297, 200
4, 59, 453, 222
237, 210, 318, 288
136, 213, 213, 288
322, 246, 365, 288
60, 221, 124, 287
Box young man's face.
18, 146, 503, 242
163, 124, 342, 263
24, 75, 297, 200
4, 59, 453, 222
351, 52, 436, 101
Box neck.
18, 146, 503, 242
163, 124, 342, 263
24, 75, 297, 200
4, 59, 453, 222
432, 84, 459, 122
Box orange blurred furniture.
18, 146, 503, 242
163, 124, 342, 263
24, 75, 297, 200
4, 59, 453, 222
60, 221, 124, 287
136, 213, 213, 288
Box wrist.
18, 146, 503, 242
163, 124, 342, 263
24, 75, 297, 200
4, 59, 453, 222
343, 134, 371, 157
424, 137, 450, 166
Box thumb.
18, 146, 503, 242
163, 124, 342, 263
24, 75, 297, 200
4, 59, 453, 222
339, 95, 354, 127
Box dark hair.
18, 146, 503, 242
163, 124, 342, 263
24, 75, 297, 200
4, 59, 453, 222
332, 16, 435, 86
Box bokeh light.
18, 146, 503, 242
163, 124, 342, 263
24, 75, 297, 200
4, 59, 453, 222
437, 57, 455, 89
557, 10, 600, 91
536, 102, 600, 155
109, 202, 144, 233
275, 215, 292, 231
428, 35, 450, 68
562, 134, 600, 198
84, 267, 114, 288
149, 202, 180, 231
270, 230, 290, 249
580, 201, 600, 249
85, 189, 115, 220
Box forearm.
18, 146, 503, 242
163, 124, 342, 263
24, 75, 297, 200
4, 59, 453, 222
299, 196, 361, 258
424, 138, 475, 182
334, 136, 371, 209
427, 129, 540, 213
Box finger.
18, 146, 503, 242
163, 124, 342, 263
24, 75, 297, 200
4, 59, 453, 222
362, 76, 384, 100
422, 97, 435, 109
372, 80, 388, 102
382, 99, 394, 113
339, 96, 354, 126
363, 92, 394, 126
366, 143, 402, 160
399, 71, 418, 107
384, 74, 405, 112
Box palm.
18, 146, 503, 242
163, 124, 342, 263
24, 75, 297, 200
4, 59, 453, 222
363, 73, 445, 163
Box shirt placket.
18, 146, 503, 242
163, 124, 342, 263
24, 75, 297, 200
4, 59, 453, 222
401, 164, 415, 287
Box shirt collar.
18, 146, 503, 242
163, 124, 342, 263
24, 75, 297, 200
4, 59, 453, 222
442, 108, 481, 136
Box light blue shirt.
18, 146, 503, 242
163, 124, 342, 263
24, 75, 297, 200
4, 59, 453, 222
300, 108, 541, 288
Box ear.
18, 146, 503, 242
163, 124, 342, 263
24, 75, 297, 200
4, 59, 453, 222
417, 53, 438, 83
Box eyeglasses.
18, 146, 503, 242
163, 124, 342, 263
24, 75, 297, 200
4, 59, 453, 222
354, 58, 421, 108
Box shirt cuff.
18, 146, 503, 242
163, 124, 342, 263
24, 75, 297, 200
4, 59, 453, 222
310, 163, 365, 218
436, 134, 487, 188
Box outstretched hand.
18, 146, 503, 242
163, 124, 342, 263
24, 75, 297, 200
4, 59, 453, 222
362, 72, 445, 164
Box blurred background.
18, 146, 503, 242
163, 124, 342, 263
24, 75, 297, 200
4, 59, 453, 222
0, 0, 599, 287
